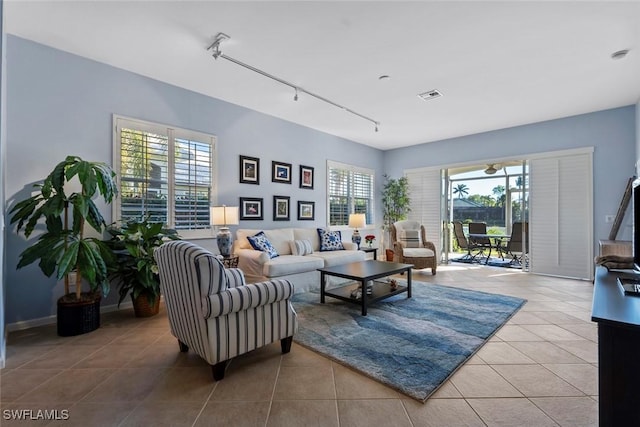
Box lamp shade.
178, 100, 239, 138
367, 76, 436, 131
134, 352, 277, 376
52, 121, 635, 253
211, 206, 239, 227
348, 213, 366, 229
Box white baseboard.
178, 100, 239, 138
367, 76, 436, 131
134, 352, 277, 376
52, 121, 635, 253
6, 300, 135, 332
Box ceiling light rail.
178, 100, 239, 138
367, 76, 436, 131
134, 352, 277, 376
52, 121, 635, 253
206, 32, 380, 132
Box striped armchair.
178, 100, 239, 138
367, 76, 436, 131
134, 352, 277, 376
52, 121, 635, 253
154, 240, 297, 380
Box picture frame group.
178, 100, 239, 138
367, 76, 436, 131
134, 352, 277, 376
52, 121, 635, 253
240, 197, 314, 221
238, 155, 314, 189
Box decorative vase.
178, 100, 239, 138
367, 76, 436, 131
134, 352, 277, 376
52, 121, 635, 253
351, 230, 361, 250
216, 227, 233, 257
367, 241, 373, 248
132, 293, 160, 318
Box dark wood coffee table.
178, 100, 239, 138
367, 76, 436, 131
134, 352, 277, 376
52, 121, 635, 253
318, 260, 413, 315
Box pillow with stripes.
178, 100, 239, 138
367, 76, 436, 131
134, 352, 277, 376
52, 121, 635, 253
289, 239, 313, 256
398, 229, 420, 248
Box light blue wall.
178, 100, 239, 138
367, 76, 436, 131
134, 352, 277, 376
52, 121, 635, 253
3, 36, 384, 324
384, 106, 637, 247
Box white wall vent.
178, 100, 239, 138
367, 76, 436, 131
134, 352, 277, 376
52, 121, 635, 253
417, 90, 443, 101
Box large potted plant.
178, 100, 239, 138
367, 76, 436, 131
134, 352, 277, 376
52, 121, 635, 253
106, 217, 180, 317
381, 174, 411, 260
10, 156, 117, 336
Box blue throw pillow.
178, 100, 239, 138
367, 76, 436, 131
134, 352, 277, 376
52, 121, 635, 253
247, 231, 279, 259
317, 228, 345, 251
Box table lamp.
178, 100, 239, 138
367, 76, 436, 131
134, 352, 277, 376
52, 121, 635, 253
211, 205, 239, 256
348, 213, 366, 250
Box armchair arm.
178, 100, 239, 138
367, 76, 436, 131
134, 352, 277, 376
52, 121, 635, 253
235, 248, 270, 264
422, 241, 437, 253
203, 278, 294, 318
225, 268, 246, 288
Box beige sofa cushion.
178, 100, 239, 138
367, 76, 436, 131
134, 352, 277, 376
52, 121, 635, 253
309, 250, 366, 267
263, 256, 324, 277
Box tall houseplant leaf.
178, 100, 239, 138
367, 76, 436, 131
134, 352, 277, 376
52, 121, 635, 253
381, 174, 411, 249
10, 156, 118, 301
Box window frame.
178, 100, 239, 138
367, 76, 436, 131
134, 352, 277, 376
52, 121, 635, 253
326, 160, 375, 228
113, 115, 217, 239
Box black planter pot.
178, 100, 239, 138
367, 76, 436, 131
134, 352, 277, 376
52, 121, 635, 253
57, 294, 101, 337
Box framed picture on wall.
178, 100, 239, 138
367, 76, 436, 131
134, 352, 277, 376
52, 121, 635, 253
240, 197, 263, 220
299, 165, 314, 189
272, 161, 292, 184
297, 201, 315, 220
240, 155, 260, 185
273, 195, 290, 221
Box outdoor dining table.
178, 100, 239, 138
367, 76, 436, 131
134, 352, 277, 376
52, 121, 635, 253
467, 233, 510, 264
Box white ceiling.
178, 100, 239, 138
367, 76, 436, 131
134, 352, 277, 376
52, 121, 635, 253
5, 1, 640, 150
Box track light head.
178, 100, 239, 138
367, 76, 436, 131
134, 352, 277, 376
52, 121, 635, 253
294, 88, 299, 101
207, 32, 230, 59
374, 123, 379, 133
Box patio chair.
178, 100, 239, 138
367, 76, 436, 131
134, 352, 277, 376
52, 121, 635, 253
154, 240, 298, 381
390, 220, 437, 274
504, 221, 529, 266
452, 221, 476, 262
468, 222, 493, 262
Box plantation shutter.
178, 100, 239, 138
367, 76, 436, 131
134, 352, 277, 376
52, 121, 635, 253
406, 168, 442, 260
119, 126, 169, 223
174, 136, 213, 230
327, 161, 374, 226
529, 150, 593, 280
115, 116, 216, 238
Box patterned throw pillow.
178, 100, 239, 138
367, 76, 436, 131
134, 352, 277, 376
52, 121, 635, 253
317, 228, 345, 252
247, 231, 279, 259
398, 229, 420, 248
289, 239, 313, 256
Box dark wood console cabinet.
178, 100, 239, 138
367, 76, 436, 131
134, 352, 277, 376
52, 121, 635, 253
592, 266, 640, 427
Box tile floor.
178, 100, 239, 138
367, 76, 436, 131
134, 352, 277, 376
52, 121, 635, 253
1, 264, 598, 426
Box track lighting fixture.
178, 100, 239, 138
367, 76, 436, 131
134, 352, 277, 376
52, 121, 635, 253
206, 32, 379, 132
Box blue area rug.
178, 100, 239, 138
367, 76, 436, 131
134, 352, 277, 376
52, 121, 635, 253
292, 281, 526, 401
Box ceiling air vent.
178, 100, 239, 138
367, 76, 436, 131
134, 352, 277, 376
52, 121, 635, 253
417, 89, 443, 101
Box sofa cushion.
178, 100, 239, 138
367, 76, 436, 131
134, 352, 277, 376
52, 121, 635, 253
309, 250, 366, 267
247, 231, 279, 259
402, 247, 435, 258
289, 239, 313, 256
317, 228, 345, 251
263, 255, 324, 277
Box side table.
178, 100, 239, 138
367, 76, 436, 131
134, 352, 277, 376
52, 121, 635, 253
360, 247, 378, 260
220, 255, 239, 268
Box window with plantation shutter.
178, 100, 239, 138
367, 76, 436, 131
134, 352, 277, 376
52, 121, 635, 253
327, 161, 374, 226
114, 116, 216, 238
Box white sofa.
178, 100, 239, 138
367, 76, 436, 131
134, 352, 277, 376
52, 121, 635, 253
233, 227, 366, 293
